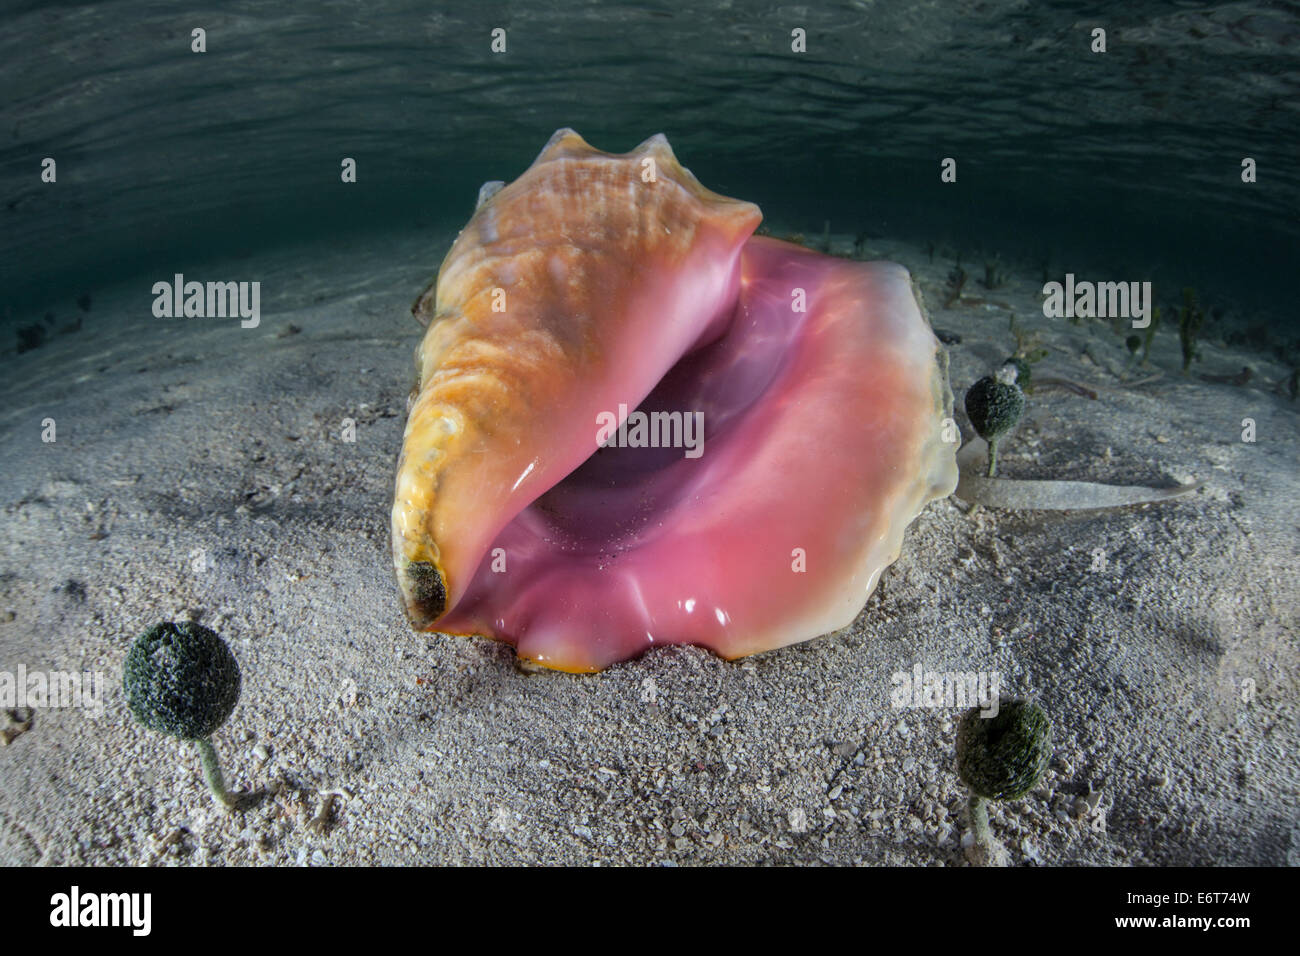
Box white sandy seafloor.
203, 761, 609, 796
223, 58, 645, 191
0, 225, 1297, 867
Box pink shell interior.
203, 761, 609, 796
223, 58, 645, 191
436, 236, 956, 671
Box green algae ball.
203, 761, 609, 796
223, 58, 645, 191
965, 373, 1025, 444
124, 621, 241, 740
955, 699, 1052, 801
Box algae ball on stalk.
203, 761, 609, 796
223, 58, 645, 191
964, 367, 1025, 477
124, 621, 242, 808
956, 699, 1052, 801
955, 699, 1053, 865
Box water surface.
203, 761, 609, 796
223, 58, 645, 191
2, 1, 1297, 334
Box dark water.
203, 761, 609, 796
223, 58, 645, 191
2, 0, 1298, 341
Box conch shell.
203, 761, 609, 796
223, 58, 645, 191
392, 129, 957, 672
